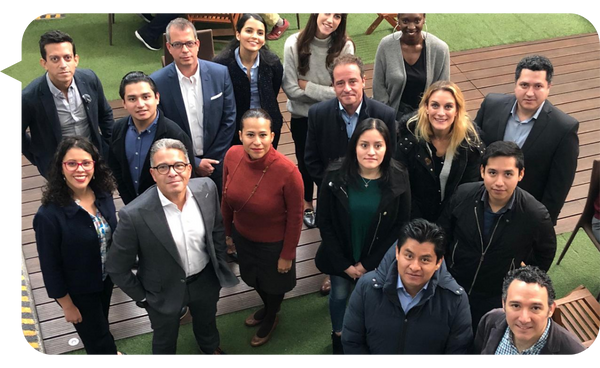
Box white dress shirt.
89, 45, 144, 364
158, 186, 209, 277
175, 64, 204, 156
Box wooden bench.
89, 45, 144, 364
552, 285, 600, 348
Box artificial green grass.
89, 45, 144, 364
66, 229, 600, 355
3, 13, 596, 100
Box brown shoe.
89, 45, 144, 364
320, 276, 331, 296
212, 346, 226, 354
250, 316, 279, 347
245, 311, 264, 327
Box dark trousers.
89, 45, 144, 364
68, 277, 117, 354
145, 264, 222, 354
469, 292, 502, 334
137, 14, 182, 43
290, 116, 315, 203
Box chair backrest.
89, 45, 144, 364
552, 285, 599, 348
580, 159, 600, 223
161, 29, 215, 67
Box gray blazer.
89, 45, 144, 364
106, 178, 238, 315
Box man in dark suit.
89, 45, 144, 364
305, 54, 397, 192
108, 71, 195, 205
22, 30, 113, 178
106, 138, 239, 354
474, 55, 579, 224
151, 17, 236, 194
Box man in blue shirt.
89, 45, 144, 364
108, 71, 194, 205
342, 219, 473, 354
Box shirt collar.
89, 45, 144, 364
234, 47, 260, 71
157, 185, 193, 209
46, 72, 77, 98
396, 274, 429, 294
175, 62, 200, 84
510, 100, 545, 123
128, 110, 160, 134
481, 188, 516, 213
338, 99, 363, 117
506, 318, 552, 354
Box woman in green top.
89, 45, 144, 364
315, 118, 411, 353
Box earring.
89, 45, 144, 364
393, 23, 402, 41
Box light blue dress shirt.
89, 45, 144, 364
339, 100, 363, 139
503, 100, 545, 148
397, 275, 429, 314
235, 47, 260, 109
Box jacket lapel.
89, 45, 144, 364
167, 64, 190, 135
520, 101, 551, 155
495, 96, 514, 141
39, 77, 63, 144
140, 189, 186, 271
189, 179, 217, 260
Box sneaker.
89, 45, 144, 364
135, 29, 161, 51
266, 18, 290, 40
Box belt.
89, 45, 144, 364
186, 272, 201, 284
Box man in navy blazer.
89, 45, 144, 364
22, 30, 113, 178
474, 55, 579, 225
151, 18, 235, 195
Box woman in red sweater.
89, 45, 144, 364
222, 108, 304, 347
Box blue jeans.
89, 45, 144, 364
329, 275, 354, 333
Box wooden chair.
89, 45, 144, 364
365, 13, 397, 35
556, 159, 600, 265
161, 29, 215, 67
552, 285, 600, 348
108, 13, 115, 45
186, 14, 240, 37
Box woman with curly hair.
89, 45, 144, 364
33, 136, 121, 354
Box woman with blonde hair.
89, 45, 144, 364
395, 80, 484, 222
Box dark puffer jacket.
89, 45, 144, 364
342, 246, 473, 354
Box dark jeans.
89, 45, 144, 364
68, 277, 117, 354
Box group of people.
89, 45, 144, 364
24, 13, 587, 355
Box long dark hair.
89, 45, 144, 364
337, 118, 401, 189
296, 13, 350, 76
213, 13, 279, 66
41, 136, 116, 207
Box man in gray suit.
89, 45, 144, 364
107, 138, 238, 354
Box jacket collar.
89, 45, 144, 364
63, 190, 110, 219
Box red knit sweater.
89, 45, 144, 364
221, 145, 304, 260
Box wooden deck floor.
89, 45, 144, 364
22, 33, 600, 354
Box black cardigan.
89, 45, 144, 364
214, 49, 284, 147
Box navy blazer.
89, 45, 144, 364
33, 191, 117, 299
108, 111, 196, 205
22, 69, 114, 178
151, 60, 236, 167
474, 94, 579, 224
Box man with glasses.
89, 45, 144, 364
107, 138, 238, 354
108, 71, 195, 205
151, 18, 236, 195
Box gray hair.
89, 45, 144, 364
149, 138, 190, 167
165, 17, 197, 43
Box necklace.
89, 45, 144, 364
223, 154, 270, 213
361, 177, 373, 188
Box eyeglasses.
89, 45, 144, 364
151, 162, 190, 175
63, 160, 95, 171
169, 41, 197, 49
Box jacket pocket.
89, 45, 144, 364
139, 270, 162, 293
450, 240, 459, 268
210, 92, 223, 100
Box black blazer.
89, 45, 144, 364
474, 94, 579, 224
213, 50, 284, 147
305, 95, 397, 186
108, 112, 195, 205
22, 69, 114, 178
33, 191, 117, 299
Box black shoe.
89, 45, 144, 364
303, 209, 316, 228
135, 29, 161, 51
179, 306, 189, 320
331, 332, 344, 354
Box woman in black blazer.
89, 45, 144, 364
214, 13, 284, 148
33, 136, 121, 354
